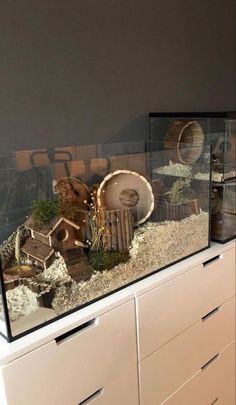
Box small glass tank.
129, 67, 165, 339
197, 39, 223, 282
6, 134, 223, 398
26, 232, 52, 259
0, 140, 211, 341
149, 112, 236, 243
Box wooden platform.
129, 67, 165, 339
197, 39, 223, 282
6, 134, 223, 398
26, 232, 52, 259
63, 249, 91, 282
21, 238, 54, 262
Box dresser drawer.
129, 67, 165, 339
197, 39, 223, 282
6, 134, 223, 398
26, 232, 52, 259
162, 341, 235, 405
1, 300, 138, 405
139, 296, 235, 405
137, 248, 235, 360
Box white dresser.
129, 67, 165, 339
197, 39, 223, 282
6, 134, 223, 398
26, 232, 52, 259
134, 241, 235, 405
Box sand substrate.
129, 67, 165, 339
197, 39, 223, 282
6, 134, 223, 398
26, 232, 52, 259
53, 212, 209, 314
1, 286, 38, 321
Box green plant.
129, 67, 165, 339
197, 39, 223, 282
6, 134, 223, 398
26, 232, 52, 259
164, 178, 191, 205
58, 201, 77, 221
31, 200, 59, 229
88, 250, 130, 272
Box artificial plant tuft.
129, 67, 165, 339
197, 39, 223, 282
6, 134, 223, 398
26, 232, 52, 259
164, 178, 191, 205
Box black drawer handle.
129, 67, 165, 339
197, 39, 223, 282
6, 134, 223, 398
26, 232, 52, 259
78, 388, 104, 405
203, 254, 221, 267
201, 353, 220, 371
55, 318, 97, 344
210, 398, 218, 405
202, 306, 220, 321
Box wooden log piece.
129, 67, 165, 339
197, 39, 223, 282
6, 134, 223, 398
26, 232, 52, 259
111, 211, 117, 250
100, 209, 133, 251
116, 210, 123, 251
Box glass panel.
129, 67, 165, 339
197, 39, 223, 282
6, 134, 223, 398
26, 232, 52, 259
223, 119, 236, 179
207, 117, 236, 182
0, 141, 210, 340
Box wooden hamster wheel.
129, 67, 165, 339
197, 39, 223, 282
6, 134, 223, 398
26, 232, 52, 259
165, 120, 204, 164
97, 170, 154, 226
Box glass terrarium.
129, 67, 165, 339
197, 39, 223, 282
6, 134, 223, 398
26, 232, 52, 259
0, 141, 211, 341
149, 112, 236, 242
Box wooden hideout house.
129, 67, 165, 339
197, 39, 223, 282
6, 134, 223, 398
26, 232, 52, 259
21, 215, 85, 270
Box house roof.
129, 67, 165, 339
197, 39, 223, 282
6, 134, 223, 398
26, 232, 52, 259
24, 215, 80, 237
21, 238, 55, 262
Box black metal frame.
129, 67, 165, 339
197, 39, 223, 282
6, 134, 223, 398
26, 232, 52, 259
149, 111, 236, 118
211, 234, 236, 244
0, 261, 12, 341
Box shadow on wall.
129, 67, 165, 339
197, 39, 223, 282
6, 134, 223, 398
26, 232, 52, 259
107, 114, 149, 144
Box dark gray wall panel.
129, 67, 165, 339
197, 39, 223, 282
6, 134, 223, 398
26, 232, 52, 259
0, 0, 235, 151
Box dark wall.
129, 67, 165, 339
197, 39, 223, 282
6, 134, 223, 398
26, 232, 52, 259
1, 0, 235, 151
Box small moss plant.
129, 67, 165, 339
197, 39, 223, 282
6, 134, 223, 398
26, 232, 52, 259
31, 200, 59, 229
58, 201, 77, 221
164, 178, 191, 205
89, 250, 129, 272
31, 199, 79, 230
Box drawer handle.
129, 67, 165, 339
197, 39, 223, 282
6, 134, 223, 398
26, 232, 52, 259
78, 388, 104, 405
55, 318, 97, 344
202, 306, 220, 321
201, 353, 220, 371
210, 398, 218, 405
203, 254, 222, 267
203, 254, 221, 267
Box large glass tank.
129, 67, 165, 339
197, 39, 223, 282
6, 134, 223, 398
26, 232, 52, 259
149, 112, 236, 243
0, 141, 211, 341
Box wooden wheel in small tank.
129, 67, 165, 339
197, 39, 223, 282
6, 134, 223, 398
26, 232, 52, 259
164, 120, 204, 164
97, 170, 154, 226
